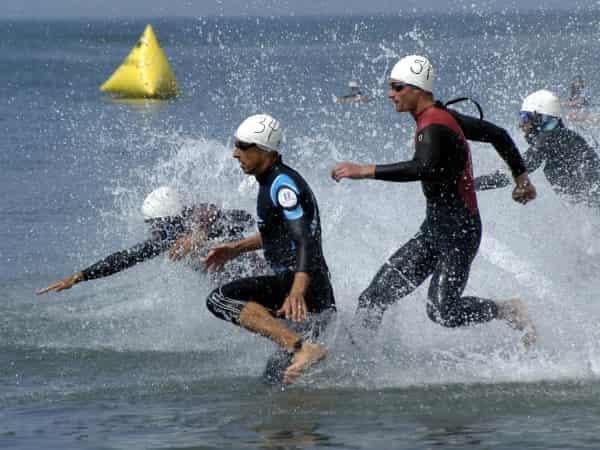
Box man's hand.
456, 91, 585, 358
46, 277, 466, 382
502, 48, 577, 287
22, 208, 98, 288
169, 231, 206, 261
203, 243, 239, 272
512, 173, 537, 204
277, 290, 309, 323
277, 272, 310, 322
37, 272, 84, 295
331, 162, 374, 182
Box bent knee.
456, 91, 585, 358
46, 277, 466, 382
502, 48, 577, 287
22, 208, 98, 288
426, 302, 462, 328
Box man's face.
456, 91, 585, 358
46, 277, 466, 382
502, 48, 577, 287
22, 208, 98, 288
233, 140, 266, 175
388, 80, 418, 113
519, 120, 533, 135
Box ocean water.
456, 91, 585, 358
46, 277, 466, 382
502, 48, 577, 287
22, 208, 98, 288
3, 10, 600, 449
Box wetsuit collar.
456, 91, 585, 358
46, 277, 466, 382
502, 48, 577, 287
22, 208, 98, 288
256, 155, 282, 185
414, 102, 437, 121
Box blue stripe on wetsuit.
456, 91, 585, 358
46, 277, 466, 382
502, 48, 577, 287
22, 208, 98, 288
269, 174, 304, 220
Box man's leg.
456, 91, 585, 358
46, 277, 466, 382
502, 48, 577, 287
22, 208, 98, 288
263, 272, 336, 384
356, 230, 436, 331
206, 274, 327, 383
426, 245, 497, 327
426, 242, 536, 345
239, 300, 328, 384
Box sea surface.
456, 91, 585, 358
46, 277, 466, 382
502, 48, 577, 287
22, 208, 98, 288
3, 9, 600, 449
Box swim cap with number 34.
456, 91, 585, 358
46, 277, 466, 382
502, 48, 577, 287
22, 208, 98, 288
235, 114, 283, 152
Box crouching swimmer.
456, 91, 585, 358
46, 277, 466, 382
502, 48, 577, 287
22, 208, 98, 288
37, 187, 257, 294
205, 114, 336, 384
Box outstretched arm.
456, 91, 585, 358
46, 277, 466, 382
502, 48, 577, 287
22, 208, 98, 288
373, 125, 464, 183
37, 239, 165, 294
37, 271, 85, 294
475, 144, 543, 193
332, 125, 458, 183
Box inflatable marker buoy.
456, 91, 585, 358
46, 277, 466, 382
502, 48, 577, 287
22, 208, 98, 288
100, 24, 178, 99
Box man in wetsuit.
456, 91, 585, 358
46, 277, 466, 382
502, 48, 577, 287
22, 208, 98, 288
476, 89, 600, 206
331, 55, 537, 343
37, 187, 255, 294
204, 114, 335, 384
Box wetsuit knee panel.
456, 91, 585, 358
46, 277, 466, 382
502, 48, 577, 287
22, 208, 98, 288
359, 261, 423, 310
426, 302, 462, 328
427, 296, 498, 328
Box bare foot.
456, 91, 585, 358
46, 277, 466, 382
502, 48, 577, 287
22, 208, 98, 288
497, 299, 537, 347
283, 342, 327, 384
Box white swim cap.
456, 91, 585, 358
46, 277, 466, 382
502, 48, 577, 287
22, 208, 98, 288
234, 114, 282, 152
348, 80, 359, 88
389, 55, 434, 92
521, 90, 561, 118
141, 187, 184, 220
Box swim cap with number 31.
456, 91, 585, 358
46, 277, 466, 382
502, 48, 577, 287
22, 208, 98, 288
390, 55, 434, 92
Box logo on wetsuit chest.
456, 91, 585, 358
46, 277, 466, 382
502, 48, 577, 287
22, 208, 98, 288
277, 188, 298, 209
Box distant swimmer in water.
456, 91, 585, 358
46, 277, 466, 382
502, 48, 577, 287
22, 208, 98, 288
335, 80, 369, 104
204, 114, 336, 384
331, 55, 537, 346
37, 187, 257, 294
564, 76, 593, 121
476, 90, 600, 207
565, 75, 590, 108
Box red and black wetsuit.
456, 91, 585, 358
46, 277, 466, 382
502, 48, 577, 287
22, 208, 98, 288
357, 103, 527, 329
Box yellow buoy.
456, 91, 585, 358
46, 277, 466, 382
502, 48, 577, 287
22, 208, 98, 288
100, 24, 178, 99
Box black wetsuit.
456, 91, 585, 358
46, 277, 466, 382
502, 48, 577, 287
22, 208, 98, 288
357, 104, 528, 330
206, 157, 335, 328
81, 205, 254, 280
476, 123, 600, 205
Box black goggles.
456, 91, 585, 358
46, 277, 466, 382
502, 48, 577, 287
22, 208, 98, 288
390, 82, 415, 92
235, 140, 256, 150
519, 111, 534, 125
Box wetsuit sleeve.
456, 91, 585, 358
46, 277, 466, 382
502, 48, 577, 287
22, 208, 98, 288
474, 144, 544, 190
450, 110, 528, 178
270, 177, 315, 273
81, 239, 167, 280
474, 171, 512, 190
374, 125, 465, 182
206, 209, 255, 240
